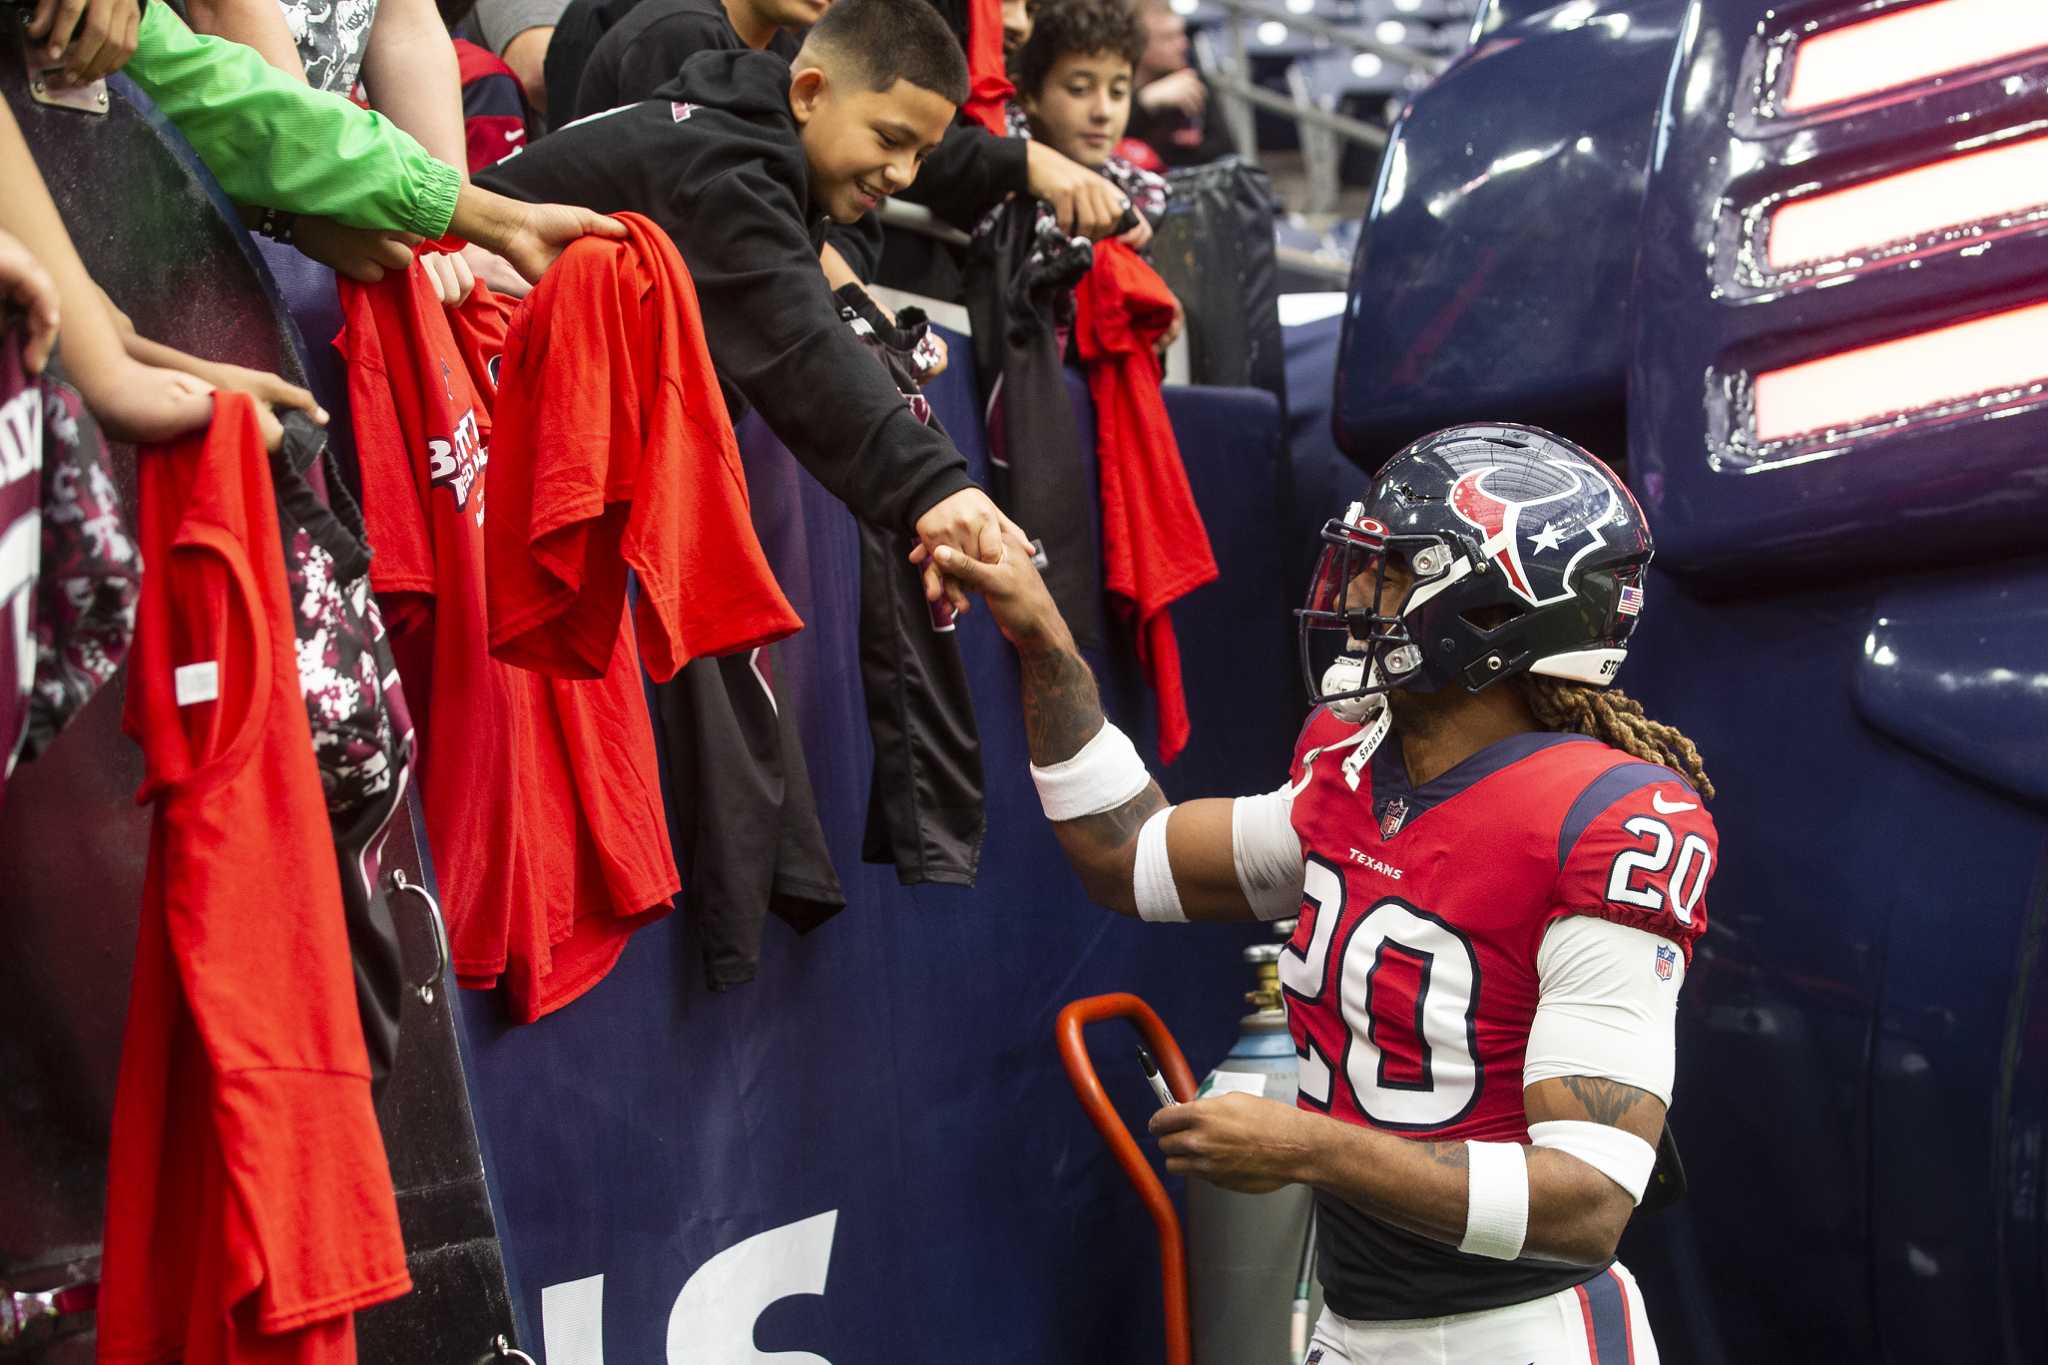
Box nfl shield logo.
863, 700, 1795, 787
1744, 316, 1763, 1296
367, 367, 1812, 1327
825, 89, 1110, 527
1307, 1351, 1325, 1365
1379, 797, 1408, 840
1655, 945, 1676, 981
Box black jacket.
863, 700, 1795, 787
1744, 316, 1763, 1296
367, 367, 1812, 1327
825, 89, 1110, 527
575, 0, 792, 119
477, 50, 974, 532
570, 2, 881, 276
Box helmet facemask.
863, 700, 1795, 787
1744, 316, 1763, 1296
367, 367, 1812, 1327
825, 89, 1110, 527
1296, 503, 1462, 719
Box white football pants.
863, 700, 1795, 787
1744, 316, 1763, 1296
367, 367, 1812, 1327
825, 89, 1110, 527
1304, 1262, 1659, 1365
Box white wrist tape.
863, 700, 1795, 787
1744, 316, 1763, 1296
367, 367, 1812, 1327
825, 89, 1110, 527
1529, 1120, 1658, 1207
1030, 720, 1152, 822
1458, 1141, 1529, 1261
1134, 807, 1186, 923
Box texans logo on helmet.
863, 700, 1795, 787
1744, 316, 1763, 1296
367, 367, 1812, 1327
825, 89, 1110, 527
1447, 458, 1618, 609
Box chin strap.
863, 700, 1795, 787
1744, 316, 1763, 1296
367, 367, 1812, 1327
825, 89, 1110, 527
1297, 666, 1392, 795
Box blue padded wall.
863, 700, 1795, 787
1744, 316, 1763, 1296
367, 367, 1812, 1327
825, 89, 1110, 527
454, 333, 1300, 1365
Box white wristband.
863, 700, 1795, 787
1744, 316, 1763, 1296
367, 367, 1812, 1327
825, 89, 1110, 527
1458, 1140, 1529, 1261
1030, 720, 1152, 822
1529, 1119, 1657, 1206
1134, 807, 1185, 922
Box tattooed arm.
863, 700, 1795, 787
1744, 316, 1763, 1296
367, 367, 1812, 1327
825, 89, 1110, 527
1149, 1075, 1662, 1265
933, 541, 1259, 920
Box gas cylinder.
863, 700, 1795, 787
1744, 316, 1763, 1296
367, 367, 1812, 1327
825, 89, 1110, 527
1186, 929, 1322, 1365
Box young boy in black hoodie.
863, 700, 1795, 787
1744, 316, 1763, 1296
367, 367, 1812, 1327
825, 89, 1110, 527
478, 0, 1018, 604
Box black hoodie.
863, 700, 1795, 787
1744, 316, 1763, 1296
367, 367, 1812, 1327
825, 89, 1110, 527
477, 49, 975, 533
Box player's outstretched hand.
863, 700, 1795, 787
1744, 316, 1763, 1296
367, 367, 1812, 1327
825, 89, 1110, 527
910, 487, 1026, 618
1026, 141, 1131, 242
924, 533, 1063, 649
0, 229, 60, 375
1149, 1092, 1310, 1195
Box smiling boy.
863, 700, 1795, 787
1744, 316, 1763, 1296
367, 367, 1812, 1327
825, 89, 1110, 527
477, 0, 1018, 582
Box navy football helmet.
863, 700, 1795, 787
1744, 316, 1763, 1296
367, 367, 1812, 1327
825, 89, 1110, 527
1298, 423, 1653, 710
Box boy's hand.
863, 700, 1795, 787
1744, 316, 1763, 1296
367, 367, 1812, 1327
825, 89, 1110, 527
84, 361, 214, 445
187, 359, 323, 425
924, 534, 1064, 650
0, 229, 60, 375
461, 243, 531, 299
295, 218, 420, 283
1026, 142, 1131, 241
447, 186, 626, 285
911, 487, 1025, 617
497, 202, 627, 284
420, 248, 477, 306
1118, 212, 1154, 253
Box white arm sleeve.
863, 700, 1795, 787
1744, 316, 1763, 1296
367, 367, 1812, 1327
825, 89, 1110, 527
1523, 916, 1684, 1107
1231, 786, 1306, 921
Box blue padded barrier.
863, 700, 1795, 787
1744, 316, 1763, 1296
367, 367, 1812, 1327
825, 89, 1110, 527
453, 329, 1299, 1364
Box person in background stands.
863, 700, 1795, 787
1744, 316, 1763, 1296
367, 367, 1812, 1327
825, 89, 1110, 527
470, 0, 570, 120
1009, 0, 1169, 256
454, 34, 540, 173
1127, 0, 1233, 168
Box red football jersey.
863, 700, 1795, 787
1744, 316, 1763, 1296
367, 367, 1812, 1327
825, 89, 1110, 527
1280, 707, 1715, 1320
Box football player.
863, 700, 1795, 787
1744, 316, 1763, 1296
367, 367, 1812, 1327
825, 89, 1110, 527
932, 423, 1716, 1361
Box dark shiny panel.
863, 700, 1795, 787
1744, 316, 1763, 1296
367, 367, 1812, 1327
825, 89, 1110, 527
1333, 0, 1686, 462
1851, 562, 2048, 806
1628, 0, 2048, 581
1618, 573, 1886, 1362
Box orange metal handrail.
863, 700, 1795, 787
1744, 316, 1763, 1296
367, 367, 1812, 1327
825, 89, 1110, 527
1055, 993, 1197, 1365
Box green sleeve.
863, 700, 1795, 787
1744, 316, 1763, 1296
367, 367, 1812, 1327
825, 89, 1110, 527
123, 4, 461, 238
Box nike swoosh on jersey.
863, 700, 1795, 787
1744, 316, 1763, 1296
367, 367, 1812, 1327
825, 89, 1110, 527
1652, 792, 1697, 814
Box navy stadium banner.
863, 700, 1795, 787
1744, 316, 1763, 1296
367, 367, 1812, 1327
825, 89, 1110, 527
454, 335, 1301, 1364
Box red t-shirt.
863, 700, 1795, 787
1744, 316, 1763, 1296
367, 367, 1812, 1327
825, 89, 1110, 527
1073, 241, 1218, 764
101, 394, 408, 1361
447, 280, 684, 1019
483, 212, 800, 683
341, 263, 677, 1021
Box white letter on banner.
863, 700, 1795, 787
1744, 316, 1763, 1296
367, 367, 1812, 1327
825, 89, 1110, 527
666, 1210, 840, 1365
541, 1273, 608, 1365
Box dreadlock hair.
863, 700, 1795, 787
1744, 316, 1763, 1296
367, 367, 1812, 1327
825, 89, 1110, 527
1520, 675, 1717, 802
